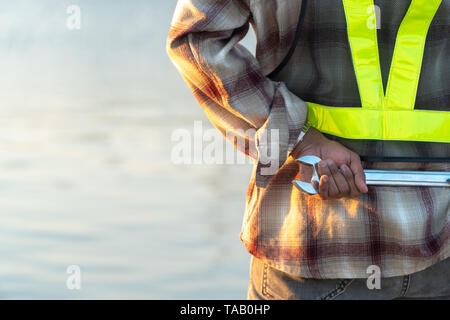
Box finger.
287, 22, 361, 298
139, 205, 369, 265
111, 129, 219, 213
340, 164, 360, 197
317, 161, 340, 198
318, 175, 329, 200
326, 159, 350, 196
350, 153, 368, 193
312, 180, 319, 193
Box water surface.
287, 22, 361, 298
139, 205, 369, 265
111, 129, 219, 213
0, 0, 256, 299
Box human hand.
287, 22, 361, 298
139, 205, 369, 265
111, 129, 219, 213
291, 127, 368, 200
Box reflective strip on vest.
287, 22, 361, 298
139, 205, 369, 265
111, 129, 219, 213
306, 0, 450, 143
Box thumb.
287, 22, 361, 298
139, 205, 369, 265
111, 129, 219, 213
350, 153, 368, 193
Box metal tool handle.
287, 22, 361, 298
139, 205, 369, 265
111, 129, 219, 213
365, 170, 450, 187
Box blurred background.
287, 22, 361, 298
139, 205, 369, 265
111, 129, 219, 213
0, 0, 257, 299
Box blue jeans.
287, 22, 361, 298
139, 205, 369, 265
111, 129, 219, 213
247, 256, 450, 300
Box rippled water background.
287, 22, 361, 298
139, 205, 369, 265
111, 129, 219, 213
0, 1, 256, 299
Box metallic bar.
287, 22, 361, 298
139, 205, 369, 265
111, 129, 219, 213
364, 170, 450, 187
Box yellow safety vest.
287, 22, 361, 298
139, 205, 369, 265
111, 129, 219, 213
305, 0, 450, 143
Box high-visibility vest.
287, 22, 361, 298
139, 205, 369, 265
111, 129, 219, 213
270, 0, 450, 160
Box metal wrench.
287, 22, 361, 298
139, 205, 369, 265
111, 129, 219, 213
293, 155, 450, 195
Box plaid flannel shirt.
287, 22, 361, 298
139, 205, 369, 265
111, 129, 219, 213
167, 0, 450, 278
